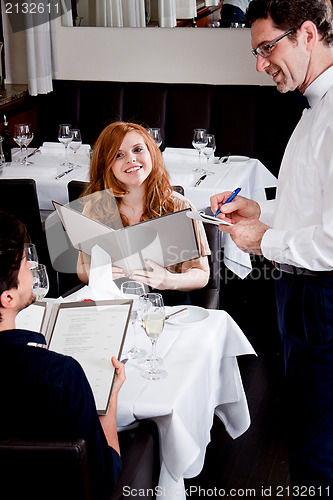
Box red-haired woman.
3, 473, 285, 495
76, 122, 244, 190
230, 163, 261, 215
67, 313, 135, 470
77, 122, 210, 305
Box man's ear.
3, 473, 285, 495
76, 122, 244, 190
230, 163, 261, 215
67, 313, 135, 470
0, 289, 16, 310
299, 20, 318, 51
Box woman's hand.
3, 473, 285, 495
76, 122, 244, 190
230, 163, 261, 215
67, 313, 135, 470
130, 260, 170, 290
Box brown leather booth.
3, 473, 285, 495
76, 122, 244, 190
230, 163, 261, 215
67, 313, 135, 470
37, 80, 307, 179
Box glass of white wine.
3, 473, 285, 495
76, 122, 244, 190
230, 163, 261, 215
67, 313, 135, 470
140, 293, 167, 380
120, 280, 147, 359
31, 264, 49, 301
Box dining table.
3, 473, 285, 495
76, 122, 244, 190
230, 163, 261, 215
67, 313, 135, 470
47, 280, 257, 500
2, 144, 277, 277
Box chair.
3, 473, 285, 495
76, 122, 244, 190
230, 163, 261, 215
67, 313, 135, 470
189, 208, 222, 309
111, 420, 160, 499
0, 421, 160, 500
0, 438, 92, 500
0, 178, 58, 297
67, 179, 88, 210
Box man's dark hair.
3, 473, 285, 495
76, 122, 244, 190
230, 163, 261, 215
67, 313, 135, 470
0, 211, 28, 296
245, 0, 333, 46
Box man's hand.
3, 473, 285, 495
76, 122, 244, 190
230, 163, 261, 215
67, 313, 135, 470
220, 218, 270, 255
210, 192, 261, 224
110, 356, 126, 398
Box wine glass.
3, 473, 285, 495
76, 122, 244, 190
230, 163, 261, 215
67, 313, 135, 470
13, 124, 24, 164
31, 264, 49, 301
140, 293, 167, 380
148, 128, 162, 148
121, 281, 147, 359
21, 124, 34, 166
203, 134, 216, 175
192, 129, 208, 172
69, 129, 82, 168
58, 124, 73, 167
24, 243, 38, 270
203, 134, 216, 163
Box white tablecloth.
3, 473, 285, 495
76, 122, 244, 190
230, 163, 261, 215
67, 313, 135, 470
116, 306, 256, 499
2, 145, 277, 278
2, 145, 90, 211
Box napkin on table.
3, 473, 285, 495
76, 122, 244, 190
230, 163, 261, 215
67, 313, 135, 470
64, 245, 121, 301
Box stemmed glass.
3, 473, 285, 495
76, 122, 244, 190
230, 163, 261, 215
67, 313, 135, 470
13, 124, 24, 164
31, 264, 49, 301
24, 243, 38, 270
120, 281, 147, 359
203, 133, 216, 174
58, 124, 73, 168
192, 129, 208, 172
140, 293, 167, 380
21, 124, 34, 165
148, 128, 162, 148
69, 129, 82, 168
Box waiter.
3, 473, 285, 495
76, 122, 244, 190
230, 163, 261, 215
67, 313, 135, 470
211, 0, 333, 494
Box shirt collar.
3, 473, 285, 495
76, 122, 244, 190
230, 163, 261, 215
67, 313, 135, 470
0, 329, 46, 346
304, 65, 333, 108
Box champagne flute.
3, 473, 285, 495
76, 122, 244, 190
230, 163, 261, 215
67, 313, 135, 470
31, 264, 49, 301
140, 293, 167, 380
121, 281, 147, 359
58, 124, 73, 167
148, 128, 162, 148
69, 129, 82, 168
192, 128, 208, 172
21, 124, 34, 165
24, 243, 38, 270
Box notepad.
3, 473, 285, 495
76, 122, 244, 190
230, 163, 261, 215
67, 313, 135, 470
186, 210, 233, 226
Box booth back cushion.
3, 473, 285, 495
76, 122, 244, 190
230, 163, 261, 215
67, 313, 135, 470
38, 80, 306, 178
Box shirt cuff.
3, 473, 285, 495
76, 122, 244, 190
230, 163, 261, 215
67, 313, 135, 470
261, 228, 287, 263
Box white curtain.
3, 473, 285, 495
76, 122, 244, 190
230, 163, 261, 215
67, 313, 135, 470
96, 0, 123, 27
175, 0, 196, 19
96, 0, 146, 27
158, 0, 177, 27
25, 12, 58, 96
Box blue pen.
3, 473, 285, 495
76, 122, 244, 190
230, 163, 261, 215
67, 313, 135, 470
214, 187, 242, 217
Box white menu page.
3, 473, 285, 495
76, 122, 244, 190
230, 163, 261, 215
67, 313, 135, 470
48, 300, 131, 414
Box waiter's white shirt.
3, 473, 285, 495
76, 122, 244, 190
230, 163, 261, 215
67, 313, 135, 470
259, 65, 333, 271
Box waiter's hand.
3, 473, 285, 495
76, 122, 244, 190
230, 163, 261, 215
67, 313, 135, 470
220, 218, 270, 255
210, 192, 261, 224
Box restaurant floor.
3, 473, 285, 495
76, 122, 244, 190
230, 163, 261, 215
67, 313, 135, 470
184, 258, 291, 499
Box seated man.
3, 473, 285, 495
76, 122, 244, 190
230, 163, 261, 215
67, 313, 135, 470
0, 211, 125, 500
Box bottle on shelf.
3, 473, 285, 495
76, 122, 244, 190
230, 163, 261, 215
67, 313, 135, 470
2, 115, 12, 162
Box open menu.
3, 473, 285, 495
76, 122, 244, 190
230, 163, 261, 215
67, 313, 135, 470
16, 299, 132, 415
52, 201, 200, 272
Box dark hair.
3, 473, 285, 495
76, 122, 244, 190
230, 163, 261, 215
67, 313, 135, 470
245, 0, 333, 46
0, 211, 28, 296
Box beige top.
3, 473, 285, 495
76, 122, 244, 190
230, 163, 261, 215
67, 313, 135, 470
82, 190, 210, 275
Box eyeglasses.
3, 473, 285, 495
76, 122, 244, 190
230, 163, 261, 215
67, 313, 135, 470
251, 29, 295, 58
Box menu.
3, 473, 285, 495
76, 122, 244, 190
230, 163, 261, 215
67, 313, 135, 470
16, 299, 132, 415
